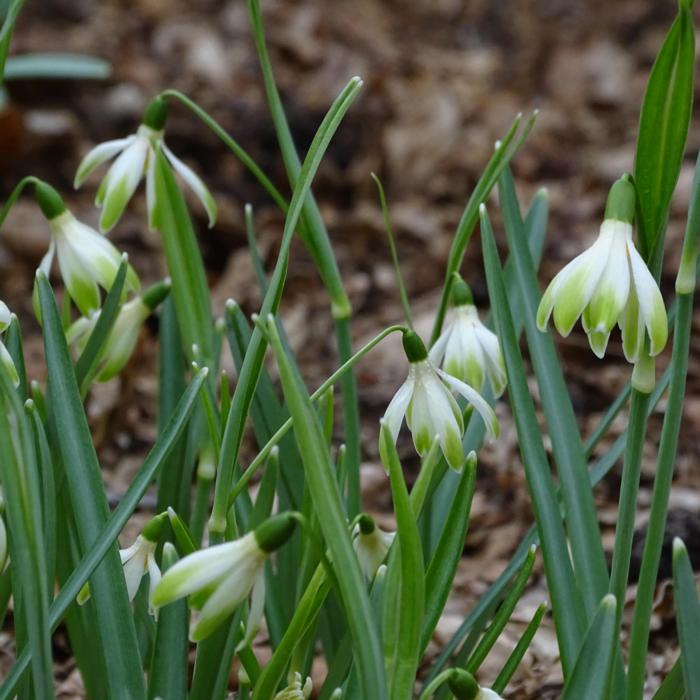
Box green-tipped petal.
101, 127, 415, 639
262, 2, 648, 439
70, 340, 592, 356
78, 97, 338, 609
0, 341, 19, 388
74, 137, 134, 189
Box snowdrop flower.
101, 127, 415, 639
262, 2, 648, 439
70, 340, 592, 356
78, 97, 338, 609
274, 672, 312, 700
430, 276, 506, 397
74, 96, 217, 232
536, 175, 667, 368
447, 669, 503, 700
382, 331, 498, 471
352, 515, 395, 579
35, 182, 140, 317
152, 513, 296, 643
67, 279, 170, 381
0, 302, 18, 388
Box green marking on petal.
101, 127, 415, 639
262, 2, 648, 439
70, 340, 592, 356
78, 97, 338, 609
99, 178, 131, 232
442, 426, 465, 471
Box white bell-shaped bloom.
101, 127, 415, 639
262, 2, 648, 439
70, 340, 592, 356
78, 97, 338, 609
0, 302, 18, 388
119, 535, 161, 614
383, 332, 498, 471
274, 672, 313, 700
352, 516, 395, 579
40, 211, 140, 316
536, 176, 667, 363
152, 513, 295, 643
477, 690, 503, 700
75, 97, 217, 232
430, 279, 506, 397
67, 280, 169, 381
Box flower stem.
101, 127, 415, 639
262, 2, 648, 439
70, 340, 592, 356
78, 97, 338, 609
625, 293, 693, 700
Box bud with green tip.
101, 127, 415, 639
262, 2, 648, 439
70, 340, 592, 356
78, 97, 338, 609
34, 182, 140, 316
66, 278, 170, 381
430, 274, 506, 396
382, 330, 498, 471
74, 95, 217, 231
152, 513, 296, 642
537, 174, 667, 370
352, 514, 395, 580
0, 303, 19, 388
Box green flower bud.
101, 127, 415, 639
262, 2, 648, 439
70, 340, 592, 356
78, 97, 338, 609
142, 96, 169, 131
254, 513, 297, 553
402, 330, 428, 363
604, 174, 636, 224
35, 182, 67, 220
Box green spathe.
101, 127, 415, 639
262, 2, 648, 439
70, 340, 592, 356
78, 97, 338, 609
604, 175, 636, 224
402, 330, 428, 363
254, 513, 297, 553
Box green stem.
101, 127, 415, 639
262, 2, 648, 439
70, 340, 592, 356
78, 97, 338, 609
0, 176, 40, 229
227, 325, 405, 506
626, 294, 693, 700
418, 670, 453, 700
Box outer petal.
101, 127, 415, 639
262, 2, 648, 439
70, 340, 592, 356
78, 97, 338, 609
421, 370, 465, 469
627, 240, 668, 356
55, 236, 101, 315
427, 325, 451, 366
236, 571, 266, 651
122, 550, 147, 601
619, 283, 644, 363
474, 325, 507, 397
0, 341, 19, 388
438, 369, 499, 440
162, 144, 218, 227
382, 374, 414, 443
74, 137, 135, 188
478, 689, 504, 700
152, 536, 254, 606
147, 553, 162, 616
99, 138, 149, 232
0, 301, 10, 330
445, 317, 484, 390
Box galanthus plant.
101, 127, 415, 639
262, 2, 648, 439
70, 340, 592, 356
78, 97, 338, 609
0, 1, 698, 699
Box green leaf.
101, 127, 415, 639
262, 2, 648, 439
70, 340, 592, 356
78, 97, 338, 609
420, 454, 476, 654
266, 315, 387, 698
633, 0, 695, 260
498, 168, 608, 616
672, 538, 700, 699
561, 595, 617, 700
4, 314, 27, 398
4, 52, 111, 80
652, 659, 685, 700
209, 76, 363, 534
0, 365, 207, 700
0, 0, 23, 82
480, 206, 585, 675
153, 149, 215, 365
379, 424, 425, 697
0, 371, 53, 698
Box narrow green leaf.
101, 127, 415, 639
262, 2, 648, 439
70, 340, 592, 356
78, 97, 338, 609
561, 595, 617, 700
420, 454, 476, 654
379, 424, 425, 697
4, 52, 111, 80
209, 76, 363, 534
0, 366, 207, 700
480, 206, 584, 675
0, 0, 24, 81
498, 168, 608, 616
672, 538, 700, 699
634, 0, 695, 260
4, 314, 27, 398
266, 315, 387, 698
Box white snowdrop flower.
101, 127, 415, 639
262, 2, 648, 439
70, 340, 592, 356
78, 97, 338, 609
352, 515, 395, 580
74, 96, 217, 232
152, 513, 296, 643
274, 672, 312, 700
0, 302, 18, 388
34, 183, 140, 317
382, 331, 499, 471
536, 175, 667, 367
67, 279, 170, 381
430, 276, 506, 397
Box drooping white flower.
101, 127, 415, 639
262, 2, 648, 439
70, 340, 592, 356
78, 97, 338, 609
352, 515, 395, 580
274, 672, 313, 700
34, 182, 139, 317
536, 175, 667, 365
0, 302, 18, 388
74, 96, 217, 232
67, 279, 170, 381
152, 513, 296, 643
119, 535, 161, 614
430, 276, 506, 397
383, 331, 499, 471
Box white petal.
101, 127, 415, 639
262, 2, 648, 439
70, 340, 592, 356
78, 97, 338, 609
147, 553, 162, 616
427, 324, 451, 365
474, 325, 507, 397
236, 571, 266, 651
0, 341, 19, 388
438, 369, 499, 439
382, 375, 414, 443
478, 690, 504, 700
122, 550, 147, 602
0, 301, 10, 329
162, 144, 218, 227
74, 137, 135, 188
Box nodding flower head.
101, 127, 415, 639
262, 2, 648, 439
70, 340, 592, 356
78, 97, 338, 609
74, 96, 217, 232
34, 182, 140, 317
67, 279, 170, 381
429, 276, 506, 397
0, 302, 18, 388
152, 513, 296, 643
352, 514, 395, 580
382, 331, 498, 471
536, 175, 667, 365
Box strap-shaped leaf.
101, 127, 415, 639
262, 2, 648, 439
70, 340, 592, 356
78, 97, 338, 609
672, 538, 700, 699
634, 0, 695, 260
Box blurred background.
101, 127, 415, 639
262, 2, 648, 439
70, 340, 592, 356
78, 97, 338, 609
1, 0, 699, 696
